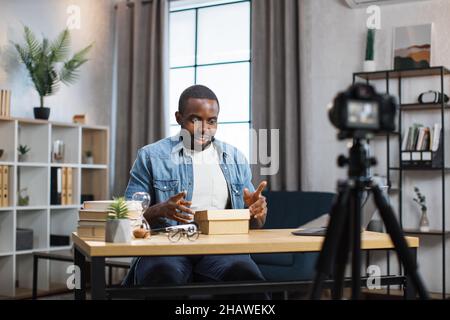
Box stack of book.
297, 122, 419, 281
50, 167, 73, 205
0, 89, 11, 117
401, 123, 442, 167
401, 123, 441, 152
0, 165, 9, 207
77, 200, 142, 240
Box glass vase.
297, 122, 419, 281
419, 209, 430, 232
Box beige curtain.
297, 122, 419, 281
113, 0, 169, 196
251, 0, 302, 191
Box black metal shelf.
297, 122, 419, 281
389, 167, 450, 172
403, 229, 450, 236
354, 66, 450, 81
400, 103, 450, 111
353, 65, 448, 299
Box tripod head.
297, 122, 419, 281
337, 138, 377, 182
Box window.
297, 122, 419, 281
169, 0, 251, 159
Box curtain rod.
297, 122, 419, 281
114, 0, 153, 9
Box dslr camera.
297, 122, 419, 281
328, 83, 397, 139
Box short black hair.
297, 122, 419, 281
178, 84, 219, 114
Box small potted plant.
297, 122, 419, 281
363, 28, 376, 72
17, 144, 31, 162
84, 150, 94, 164
18, 188, 30, 206
106, 197, 132, 243
413, 187, 429, 232
13, 26, 93, 120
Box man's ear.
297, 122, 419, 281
175, 111, 182, 125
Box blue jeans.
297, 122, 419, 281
133, 254, 270, 299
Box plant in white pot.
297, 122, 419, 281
363, 28, 376, 72
84, 150, 94, 164
17, 144, 30, 162
106, 197, 132, 243
13, 26, 93, 120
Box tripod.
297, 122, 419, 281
310, 138, 429, 300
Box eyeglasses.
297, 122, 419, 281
167, 225, 200, 242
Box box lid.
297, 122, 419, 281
194, 209, 250, 221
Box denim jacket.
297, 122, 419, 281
124, 134, 256, 228
122, 135, 256, 286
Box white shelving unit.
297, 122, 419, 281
0, 117, 109, 298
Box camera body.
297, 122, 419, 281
328, 83, 397, 139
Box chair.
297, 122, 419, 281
251, 191, 335, 282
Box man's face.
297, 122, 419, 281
175, 98, 219, 150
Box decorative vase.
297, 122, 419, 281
34, 107, 50, 120
52, 140, 65, 162
419, 209, 430, 232
18, 188, 30, 206
85, 156, 94, 164
105, 219, 132, 243
363, 60, 376, 72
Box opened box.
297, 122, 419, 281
194, 209, 250, 235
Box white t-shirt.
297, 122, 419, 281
184, 143, 230, 211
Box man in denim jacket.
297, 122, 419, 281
122, 85, 268, 299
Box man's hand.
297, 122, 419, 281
144, 191, 194, 224
243, 181, 268, 222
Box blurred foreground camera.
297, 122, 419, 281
328, 83, 397, 139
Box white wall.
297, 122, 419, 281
0, 0, 115, 126
300, 0, 450, 294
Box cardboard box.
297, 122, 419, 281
194, 209, 250, 235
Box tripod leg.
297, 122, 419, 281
350, 188, 363, 299
310, 182, 351, 300
331, 216, 351, 299
371, 184, 430, 300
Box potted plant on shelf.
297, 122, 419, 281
84, 150, 94, 164
364, 28, 376, 72
106, 197, 132, 243
18, 188, 30, 206
17, 144, 30, 162
13, 26, 93, 120
413, 186, 429, 232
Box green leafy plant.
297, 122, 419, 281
413, 186, 427, 211
13, 25, 93, 108
107, 197, 129, 220
365, 28, 375, 61
85, 150, 93, 157
17, 144, 30, 155
18, 188, 29, 206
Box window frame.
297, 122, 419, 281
169, 0, 252, 156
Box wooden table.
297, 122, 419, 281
72, 229, 419, 300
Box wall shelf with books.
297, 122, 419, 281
0, 117, 109, 299
354, 65, 449, 298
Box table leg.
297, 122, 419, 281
90, 257, 106, 300
74, 246, 86, 300
32, 255, 38, 300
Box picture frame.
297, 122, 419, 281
393, 24, 433, 70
